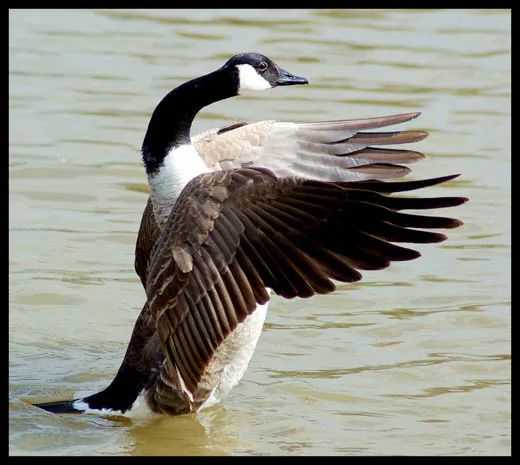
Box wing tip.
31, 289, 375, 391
297, 110, 425, 131
451, 218, 465, 228
413, 130, 429, 141
407, 249, 421, 260
434, 232, 449, 242
440, 173, 461, 182
347, 147, 427, 165
347, 162, 411, 178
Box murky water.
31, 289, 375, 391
9, 9, 510, 456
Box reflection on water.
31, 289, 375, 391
10, 8, 510, 456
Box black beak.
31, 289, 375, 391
276, 68, 309, 86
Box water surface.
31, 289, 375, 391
9, 9, 510, 456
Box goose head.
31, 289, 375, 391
222, 52, 309, 93
141, 52, 309, 177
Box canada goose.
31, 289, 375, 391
34, 53, 467, 416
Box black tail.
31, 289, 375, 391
33, 399, 85, 414
33, 364, 148, 415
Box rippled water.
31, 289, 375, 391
9, 9, 510, 456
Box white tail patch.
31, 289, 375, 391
72, 399, 89, 412
72, 394, 157, 419
72, 398, 115, 415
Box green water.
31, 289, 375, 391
9, 9, 510, 455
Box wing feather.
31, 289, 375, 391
142, 168, 466, 410
193, 112, 428, 182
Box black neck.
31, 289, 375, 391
142, 67, 238, 175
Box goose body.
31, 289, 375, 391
34, 53, 467, 416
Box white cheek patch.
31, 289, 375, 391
236, 64, 272, 92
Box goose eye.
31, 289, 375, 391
258, 61, 268, 72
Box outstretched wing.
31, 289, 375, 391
135, 112, 429, 285
193, 112, 427, 181
143, 167, 467, 414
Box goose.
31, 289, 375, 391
34, 53, 467, 416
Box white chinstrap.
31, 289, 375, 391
236, 64, 272, 92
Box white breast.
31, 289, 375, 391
148, 144, 210, 226
197, 300, 270, 411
